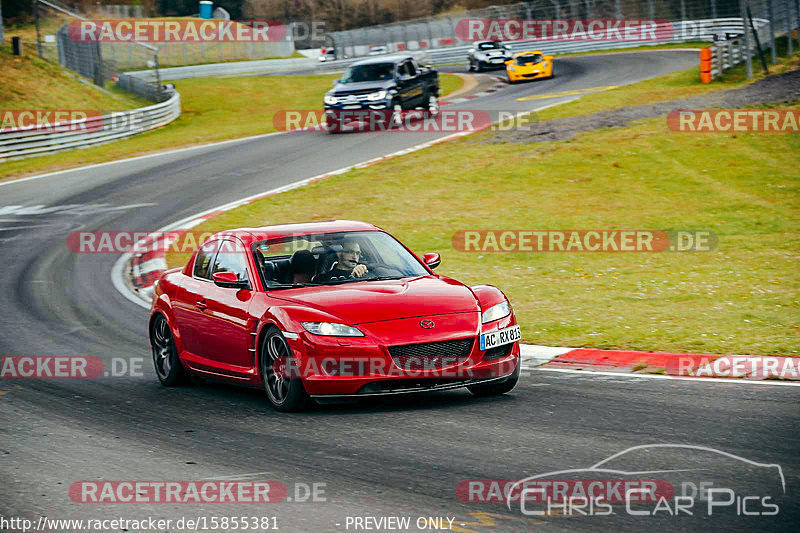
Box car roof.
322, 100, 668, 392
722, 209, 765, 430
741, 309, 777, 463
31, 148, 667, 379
213, 220, 381, 245
475, 40, 502, 45
349, 55, 413, 66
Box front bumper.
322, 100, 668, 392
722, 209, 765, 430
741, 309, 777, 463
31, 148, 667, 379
507, 66, 551, 81
284, 313, 520, 396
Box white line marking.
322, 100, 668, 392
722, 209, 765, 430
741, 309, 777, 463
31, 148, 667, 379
531, 367, 800, 387
0, 130, 289, 188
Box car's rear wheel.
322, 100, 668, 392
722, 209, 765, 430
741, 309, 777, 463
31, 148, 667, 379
260, 326, 310, 412
467, 357, 520, 397
150, 314, 190, 386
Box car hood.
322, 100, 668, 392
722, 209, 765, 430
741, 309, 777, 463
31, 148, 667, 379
332, 80, 395, 95
477, 49, 507, 58
275, 276, 479, 324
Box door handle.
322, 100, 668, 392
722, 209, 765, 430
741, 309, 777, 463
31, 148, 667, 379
195, 299, 208, 310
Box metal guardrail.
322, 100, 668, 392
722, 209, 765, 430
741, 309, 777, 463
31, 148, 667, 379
124, 18, 768, 80
129, 57, 317, 81
317, 18, 769, 70
0, 90, 181, 161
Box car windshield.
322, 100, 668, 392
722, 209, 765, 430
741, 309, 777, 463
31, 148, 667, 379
478, 42, 501, 50
253, 230, 429, 288
341, 63, 394, 83
517, 54, 543, 65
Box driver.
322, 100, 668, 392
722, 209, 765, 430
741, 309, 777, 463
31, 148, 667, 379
315, 238, 368, 282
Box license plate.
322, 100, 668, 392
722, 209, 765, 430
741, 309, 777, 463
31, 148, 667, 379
342, 105, 362, 109
480, 325, 521, 351
491, 58, 504, 62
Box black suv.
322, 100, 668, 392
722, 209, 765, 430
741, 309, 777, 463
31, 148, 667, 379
323, 55, 440, 132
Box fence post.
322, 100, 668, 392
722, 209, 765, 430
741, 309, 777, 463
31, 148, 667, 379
615, 0, 621, 18
34, 0, 43, 58
768, 0, 777, 63
787, 0, 793, 57
648, 0, 654, 19
712, 0, 717, 21
740, 0, 753, 77
0, 0, 4, 46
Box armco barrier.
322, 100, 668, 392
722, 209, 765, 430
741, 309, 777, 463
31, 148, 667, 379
0, 90, 181, 161
124, 19, 766, 80
701, 35, 763, 82
129, 57, 316, 82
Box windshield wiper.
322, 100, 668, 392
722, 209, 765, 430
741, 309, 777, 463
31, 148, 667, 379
363, 276, 404, 281
265, 283, 315, 290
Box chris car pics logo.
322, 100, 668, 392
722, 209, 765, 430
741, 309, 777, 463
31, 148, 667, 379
493, 444, 785, 518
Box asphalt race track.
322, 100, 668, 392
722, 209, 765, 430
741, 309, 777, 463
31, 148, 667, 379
2, 51, 798, 532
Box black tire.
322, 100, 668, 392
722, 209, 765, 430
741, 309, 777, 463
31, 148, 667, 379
468, 60, 474, 72
150, 314, 190, 386
259, 326, 310, 412
467, 356, 520, 397
476, 61, 483, 72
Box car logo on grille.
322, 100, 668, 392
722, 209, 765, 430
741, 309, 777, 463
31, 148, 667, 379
419, 320, 435, 329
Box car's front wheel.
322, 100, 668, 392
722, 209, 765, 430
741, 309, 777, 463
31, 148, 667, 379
467, 357, 520, 397
427, 93, 439, 117
150, 314, 190, 386
260, 326, 310, 411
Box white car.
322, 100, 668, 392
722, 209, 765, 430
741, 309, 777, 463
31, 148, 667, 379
318, 49, 337, 62
368, 46, 388, 56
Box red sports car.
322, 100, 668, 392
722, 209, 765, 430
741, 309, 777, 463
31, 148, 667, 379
149, 221, 521, 411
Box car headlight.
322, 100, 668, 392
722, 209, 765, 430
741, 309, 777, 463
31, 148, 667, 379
481, 301, 511, 324
324, 94, 338, 105
508, 66, 515, 71
302, 322, 364, 337
367, 90, 387, 101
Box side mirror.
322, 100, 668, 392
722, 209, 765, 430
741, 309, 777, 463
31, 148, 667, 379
468, 48, 475, 54
422, 252, 441, 270
212, 271, 250, 289
333, 78, 341, 85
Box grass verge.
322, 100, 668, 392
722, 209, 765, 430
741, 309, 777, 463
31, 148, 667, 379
0, 45, 149, 110
167, 99, 800, 356
1, 72, 464, 181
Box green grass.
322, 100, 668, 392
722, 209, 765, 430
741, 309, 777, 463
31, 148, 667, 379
1, 72, 464, 180
168, 101, 800, 356
0, 45, 149, 110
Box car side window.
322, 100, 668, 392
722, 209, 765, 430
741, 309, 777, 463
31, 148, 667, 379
211, 240, 250, 282
193, 240, 218, 280
404, 60, 416, 78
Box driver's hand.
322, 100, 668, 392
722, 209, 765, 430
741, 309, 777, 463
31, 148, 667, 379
352, 264, 368, 277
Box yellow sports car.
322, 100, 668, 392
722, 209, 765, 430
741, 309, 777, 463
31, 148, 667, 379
505, 51, 554, 83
